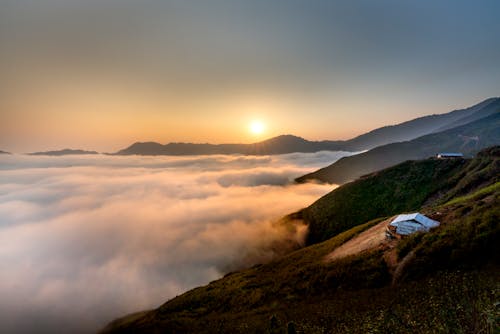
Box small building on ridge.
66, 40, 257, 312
436, 152, 464, 159
386, 213, 440, 238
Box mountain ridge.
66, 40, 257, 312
115, 98, 499, 156
340, 97, 499, 151
28, 149, 99, 156
2, 98, 497, 156
115, 134, 346, 156
297, 109, 500, 185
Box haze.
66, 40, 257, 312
1, 0, 500, 152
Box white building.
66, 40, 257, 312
436, 152, 464, 159
387, 213, 440, 237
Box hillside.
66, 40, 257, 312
116, 98, 499, 156
297, 145, 499, 244
28, 149, 99, 156
101, 147, 499, 334
297, 111, 500, 185
340, 97, 500, 151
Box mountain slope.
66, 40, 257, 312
341, 97, 499, 151
297, 111, 500, 185
297, 145, 499, 245
434, 97, 500, 132
100, 148, 500, 334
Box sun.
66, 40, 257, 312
249, 120, 265, 135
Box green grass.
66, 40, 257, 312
443, 181, 500, 206
103, 267, 499, 334
300, 158, 465, 244
299, 148, 500, 245
401, 193, 500, 279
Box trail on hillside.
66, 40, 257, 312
325, 218, 393, 261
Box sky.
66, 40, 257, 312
1, 0, 499, 152
0, 151, 348, 333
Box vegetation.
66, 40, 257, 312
443, 181, 500, 206
298, 158, 465, 244
297, 145, 500, 245
400, 187, 499, 280
101, 147, 500, 334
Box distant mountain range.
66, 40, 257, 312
28, 149, 99, 156
115, 97, 500, 156
297, 105, 500, 184
339, 97, 499, 151
0, 150, 10, 155
114, 135, 346, 156
5, 97, 499, 158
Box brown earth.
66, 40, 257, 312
325, 217, 394, 261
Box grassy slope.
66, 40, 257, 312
297, 111, 500, 185
298, 146, 500, 245
101, 148, 499, 334
298, 159, 463, 245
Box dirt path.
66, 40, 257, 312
325, 218, 393, 261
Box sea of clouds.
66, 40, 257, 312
0, 151, 350, 333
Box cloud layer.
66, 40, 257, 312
0, 151, 346, 333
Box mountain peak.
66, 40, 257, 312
257, 134, 308, 144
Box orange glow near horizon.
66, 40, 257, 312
1, 74, 477, 153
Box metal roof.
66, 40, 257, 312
437, 152, 464, 157
390, 213, 440, 230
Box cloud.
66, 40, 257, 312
0, 152, 346, 333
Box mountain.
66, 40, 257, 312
297, 111, 500, 185
115, 135, 345, 156
340, 97, 499, 151
433, 97, 500, 132
296, 145, 500, 245
28, 149, 99, 156
114, 98, 499, 156
101, 147, 499, 333
0, 150, 10, 154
